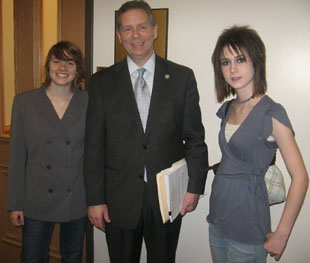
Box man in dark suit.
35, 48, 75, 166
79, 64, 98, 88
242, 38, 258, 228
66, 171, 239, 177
84, 1, 208, 262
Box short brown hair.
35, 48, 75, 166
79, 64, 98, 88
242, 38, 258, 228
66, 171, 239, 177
43, 41, 85, 88
115, 0, 156, 32
212, 25, 267, 102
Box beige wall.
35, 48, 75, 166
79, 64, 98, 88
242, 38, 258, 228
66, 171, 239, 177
42, 0, 58, 61
2, 0, 15, 126
93, 0, 310, 262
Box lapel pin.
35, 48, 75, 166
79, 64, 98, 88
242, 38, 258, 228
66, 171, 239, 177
164, 74, 170, 80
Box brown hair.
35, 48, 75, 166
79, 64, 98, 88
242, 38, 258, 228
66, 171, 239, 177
212, 25, 267, 102
115, 0, 156, 32
43, 41, 85, 88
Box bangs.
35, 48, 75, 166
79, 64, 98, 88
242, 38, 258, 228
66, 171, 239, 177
220, 43, 247, 59
52, 47, 74, 61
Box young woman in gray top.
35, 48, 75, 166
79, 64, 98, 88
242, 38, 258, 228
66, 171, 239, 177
207, 26, 308, 262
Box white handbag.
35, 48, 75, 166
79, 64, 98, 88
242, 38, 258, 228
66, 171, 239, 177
265, 164, 286, 205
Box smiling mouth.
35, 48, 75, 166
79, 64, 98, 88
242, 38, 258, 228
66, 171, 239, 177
132, 42, 144, 47
231, 77, 241, 81
56, 73, 70, 77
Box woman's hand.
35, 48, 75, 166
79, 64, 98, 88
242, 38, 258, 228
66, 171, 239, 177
11, 211, 24, 226
264, 231, 288, 261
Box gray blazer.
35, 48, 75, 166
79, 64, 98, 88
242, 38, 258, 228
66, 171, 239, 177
7, 86, 88, 222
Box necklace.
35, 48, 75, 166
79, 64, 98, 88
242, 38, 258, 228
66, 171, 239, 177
236, 95, 254, 104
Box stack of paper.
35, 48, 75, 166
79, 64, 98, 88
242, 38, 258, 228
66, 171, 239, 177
156, 158, 188, 223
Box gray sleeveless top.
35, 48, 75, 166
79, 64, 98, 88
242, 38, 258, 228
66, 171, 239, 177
207, 95, 293, 244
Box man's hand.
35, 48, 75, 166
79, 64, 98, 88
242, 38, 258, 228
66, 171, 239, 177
88, 204, 111, 232
180, 192, 200, 216
11, 211, 24, 226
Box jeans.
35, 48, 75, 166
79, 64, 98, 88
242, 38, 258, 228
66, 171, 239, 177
21, 215, 87, 263
209, 224, 267, 263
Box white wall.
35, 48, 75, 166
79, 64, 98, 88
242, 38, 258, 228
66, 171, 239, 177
93, 0, 310, 262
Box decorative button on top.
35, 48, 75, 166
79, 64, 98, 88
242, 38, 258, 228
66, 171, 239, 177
48, 188, 53, 193
46, 165, 52, 170
65, 140, 71, 145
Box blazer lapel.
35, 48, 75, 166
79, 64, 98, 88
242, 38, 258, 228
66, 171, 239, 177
113, 60, 144, 132
61, 87, 85, 133
36, 86, 67, 137
145, 56, 171, 134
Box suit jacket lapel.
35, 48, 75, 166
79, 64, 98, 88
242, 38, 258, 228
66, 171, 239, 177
114, 60, 144, 132
145, 56, 171, 134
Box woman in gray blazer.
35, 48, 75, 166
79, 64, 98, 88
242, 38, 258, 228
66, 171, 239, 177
7, 41, 88, 263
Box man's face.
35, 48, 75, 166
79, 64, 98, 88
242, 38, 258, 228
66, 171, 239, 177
117, 8, 158, 66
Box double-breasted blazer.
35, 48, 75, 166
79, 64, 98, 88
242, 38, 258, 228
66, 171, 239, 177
7, 86, 88, 222
84, 55, 208, 228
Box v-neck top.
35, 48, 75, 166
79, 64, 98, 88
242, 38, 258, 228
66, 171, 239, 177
207, 95, 293, 244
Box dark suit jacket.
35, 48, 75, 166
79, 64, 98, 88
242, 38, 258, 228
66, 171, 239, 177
84, 55, 208, 228
7, 86, 88, 222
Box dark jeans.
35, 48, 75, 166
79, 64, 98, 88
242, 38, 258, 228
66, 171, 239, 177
21, 215, 87, 263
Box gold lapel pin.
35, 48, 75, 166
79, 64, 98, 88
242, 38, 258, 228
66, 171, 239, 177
164, 74, 170, 80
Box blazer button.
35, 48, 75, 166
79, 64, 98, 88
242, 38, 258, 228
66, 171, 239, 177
48, 188, 53, 193
46, 139, 52, 144
65, 140, 71, 145
46, 164, 52, 170
138, 174, 143, 179
67, 188, 72, 193
143, 144, 150, 150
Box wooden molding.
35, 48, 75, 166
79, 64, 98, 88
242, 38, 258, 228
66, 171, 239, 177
33, 0, 43, 89
59, 0, 85, 52
0, 0, 5, 136
14, 0, 42, 95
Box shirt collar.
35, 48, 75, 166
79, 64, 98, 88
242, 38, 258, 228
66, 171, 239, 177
127, 53, 156, 77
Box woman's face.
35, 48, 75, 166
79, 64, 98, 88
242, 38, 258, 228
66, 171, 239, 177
220, 46, 255, 92
48, 54, 77, 88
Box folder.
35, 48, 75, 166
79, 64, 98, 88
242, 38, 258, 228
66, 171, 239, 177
156, 158, 189, 223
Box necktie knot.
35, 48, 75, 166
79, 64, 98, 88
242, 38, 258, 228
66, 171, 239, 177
137, 67, 146, 78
